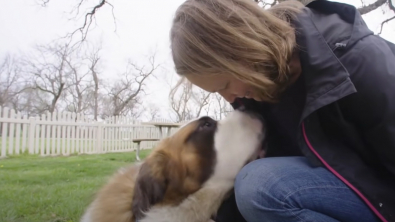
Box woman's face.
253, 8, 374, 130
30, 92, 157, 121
185, 74, 260, 103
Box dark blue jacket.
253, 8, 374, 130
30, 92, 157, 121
227, 1, 395, 221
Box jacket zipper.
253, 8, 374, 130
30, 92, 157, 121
301, 122, 387, 222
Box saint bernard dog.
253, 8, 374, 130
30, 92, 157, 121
80, 110, 265, 222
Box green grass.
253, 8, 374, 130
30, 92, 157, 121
0, 150, 152, 222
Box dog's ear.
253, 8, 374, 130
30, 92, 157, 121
132, 153, 168, 220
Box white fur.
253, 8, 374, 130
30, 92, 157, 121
212, 111, 264, 182
141, 111, 264, 222
140, 181, 232, 222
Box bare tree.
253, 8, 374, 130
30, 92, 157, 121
0, 54, 24, 107
63, 52, 91, 114
24, 42, 73, 113
169, 81, 212, 122
62, 42, 104, 119
7, 86, 54, 116
169, 81, 194, 122
86, 44, 102, 120
146, 103, 161, 121
100, 54, 159, 119
211, 93, 233, 120
3, 40, 160, 120
192, 88, 212, 117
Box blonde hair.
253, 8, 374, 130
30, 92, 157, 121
170, 0, 304, 101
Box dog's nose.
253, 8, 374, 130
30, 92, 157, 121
198, 116, 218, 125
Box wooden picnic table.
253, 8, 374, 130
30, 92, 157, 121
132, 138, 161, 161
133, 122, 183, 161
141, 122, 183, 138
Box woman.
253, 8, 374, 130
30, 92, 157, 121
170, 0, 395, 222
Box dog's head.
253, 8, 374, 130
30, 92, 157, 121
132, 110, 264, 220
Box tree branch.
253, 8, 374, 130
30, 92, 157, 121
55, 0, 117, 48
37, 0, 50, 7
51, 82, 65, 112
34, 84, 56, 96
67, 0, 106, 44
378, 15, 395, 34
358, 0, 388, 15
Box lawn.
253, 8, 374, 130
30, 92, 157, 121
0, 150, 152, 222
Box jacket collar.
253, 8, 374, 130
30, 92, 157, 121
305, 0, 373, 49
294, 1, 373, 119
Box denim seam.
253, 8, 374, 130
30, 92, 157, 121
280, 186, 349, 222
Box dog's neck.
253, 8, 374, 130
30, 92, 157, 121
140, 180, 234, 222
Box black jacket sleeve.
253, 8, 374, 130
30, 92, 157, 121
338, 34, 395, 177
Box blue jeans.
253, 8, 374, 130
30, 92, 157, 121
234, 157, 380, 222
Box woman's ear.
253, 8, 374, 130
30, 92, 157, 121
131, 153, 169, 220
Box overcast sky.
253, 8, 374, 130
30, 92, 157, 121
0, 0, 394, 120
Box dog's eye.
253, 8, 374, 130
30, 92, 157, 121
197, 116, 216, 131
203, 122, 211, 128
199, 121, 213, 130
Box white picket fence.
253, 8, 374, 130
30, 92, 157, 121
0, 106, 182, 158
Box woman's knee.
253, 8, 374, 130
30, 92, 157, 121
234, 157, 313, 219
233, 156, 372, 222
235, 156, 311, 196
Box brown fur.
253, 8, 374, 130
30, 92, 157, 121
82, 165, 139, 222
81, 117, 217, 222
